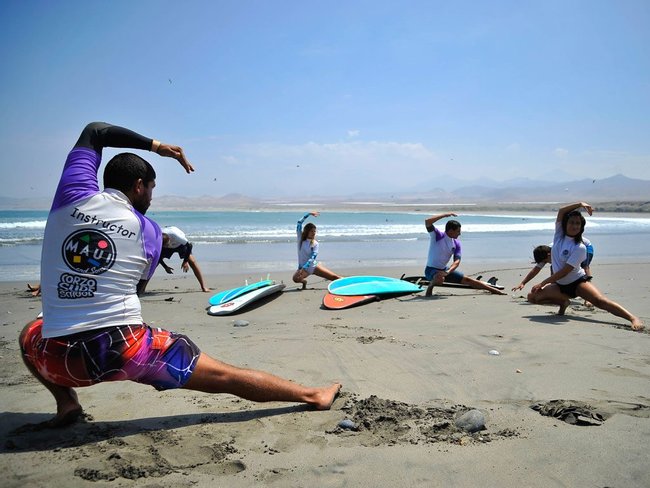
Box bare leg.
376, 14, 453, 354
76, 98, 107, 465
425, 272, 445, 297
462, 276, 507, 295
292, 269, 308, 289
313, 264, 342, 281
527, 284, 571, 315
577, 281, 644, 331
27, 283, 41, 297
187, 255, 211, 292
19, 321, 83, 427
183, 353, 341, 410
558, 298, 571, 315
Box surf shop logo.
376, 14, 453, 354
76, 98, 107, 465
62, 230, 116, 275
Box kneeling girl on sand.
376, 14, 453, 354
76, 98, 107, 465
292, 212, 342, 289
527, 202, 643, 331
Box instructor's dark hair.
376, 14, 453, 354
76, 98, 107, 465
533, 245, 551, 264
561, 210, 586, 244
103, 152, 156, 193
445, 220, 461, 232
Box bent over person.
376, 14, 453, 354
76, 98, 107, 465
159, 226, 211, 292
19, 122, 341, 428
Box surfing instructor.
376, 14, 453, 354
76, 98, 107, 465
19, 122, 341, 428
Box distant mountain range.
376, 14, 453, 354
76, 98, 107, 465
397, 174, 650, 203
2, 174, 649, 211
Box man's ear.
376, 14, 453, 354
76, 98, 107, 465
132, 178, 145, 194
122, 178, 143, 204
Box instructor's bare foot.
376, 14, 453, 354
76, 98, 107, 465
310, 383, 342, 410
631, 317, 644, 331
46, 406, 84, 428
14, 407, 84, 434
49, 387, 84, 427
14, 391, 84, 433
558, 299, 571, 315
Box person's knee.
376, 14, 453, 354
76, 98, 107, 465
292, 272, 304, 283
527, 292, 537, 303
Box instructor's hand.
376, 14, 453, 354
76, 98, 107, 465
158, 143, 195, 174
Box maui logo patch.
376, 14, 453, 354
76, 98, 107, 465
61, 229, 116, 275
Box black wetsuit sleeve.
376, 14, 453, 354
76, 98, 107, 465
73, 122, 153, 155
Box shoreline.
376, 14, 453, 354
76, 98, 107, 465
0, 246, 650, 286
3, 249, 650, 284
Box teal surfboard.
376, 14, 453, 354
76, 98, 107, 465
328, 276, 422, 296
208, 279, 274, 306
208, 283, 285, 315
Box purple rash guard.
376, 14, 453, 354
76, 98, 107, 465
426, 226, 461, 270
40, 128, 162, 338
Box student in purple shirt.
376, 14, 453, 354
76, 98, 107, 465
424, 212, 506, 296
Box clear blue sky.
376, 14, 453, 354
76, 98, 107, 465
1, 0, 649, 199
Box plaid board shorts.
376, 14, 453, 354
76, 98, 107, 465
20, 320, 201, 390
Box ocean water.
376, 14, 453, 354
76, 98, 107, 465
2, 210, 650, 281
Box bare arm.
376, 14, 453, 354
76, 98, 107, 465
557, 202, 593, 223
136, 279, 149, 296
425, 212, 457, 230
152, 141, 194, 174
446, 257, 461, 275
512, 266, 542, 291
158, 259, 173, 274
530, 264, 574, 294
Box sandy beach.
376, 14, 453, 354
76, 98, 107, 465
1, 261, 649, 487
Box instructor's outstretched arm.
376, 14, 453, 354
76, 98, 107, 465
425, 212, 457, 229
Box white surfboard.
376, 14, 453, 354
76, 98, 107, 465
207, 282, 285, 316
